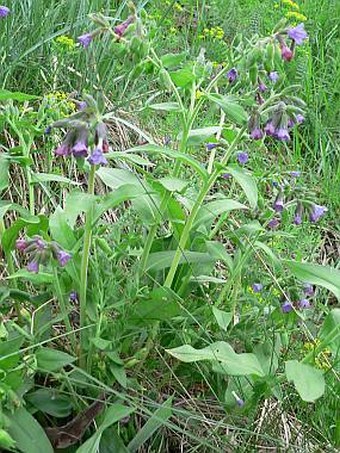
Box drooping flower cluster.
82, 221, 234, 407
16, 236, 71, 273
276, 23, 308, 62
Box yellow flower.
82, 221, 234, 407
174, 2, 183, 12
283, 0, 300, 10
169, 27, 177, 34
195, 90, 203, 100
55, 35, 76, 51
286, 11, 307, 21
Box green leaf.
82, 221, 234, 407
184, 126, 221, 146
194, 198, 248, 228
158, 177, 188, 193
35, 347, 76, 372
161, 52, 186, 68
26, 389, 72, 418
146, 251, 214, 272
207, 93, 248, 125
319, 308, 340, 356
76, 404, 135, 453
0, 89, 39, 102
64, 191, 95, 228
212, 307, 232, 331
31, 173, 80, 185
6, 269, 54, 284
6, 407, 53, 453
96, 168, 147, 191
148, 102, 181, 111
0, 154, 9, 192
49, 206, 76, 250
170, 67, 195, 88
224, 165, 258, 209
166, 341, 265, 376
206, 241, 233, 271
285, 360, 325, 402
285, 261, 340, 300
0, 428, 16, 451
128, 397, 172, 452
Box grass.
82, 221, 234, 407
0, 0, 339, 451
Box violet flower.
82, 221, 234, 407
258, 82, 267, 93
237, 151, 249, 165
309, 204, 327, 223
88, 148, 108, 166
281, 301, 293, 313
0, 6, 10, 17
55, 131, 74, 157
268, 218, 280, 230
296, 114, 305, 124
57, 250, 72, 267
276, 127, 290, 141
27, 260, 39, 273
222, 173, 232, 180
289, 171, 301, 178
77, 33, 93, 48
16, 239, 27, 252
294, 202, 303, 225
280, 43, 293, 62
268, 71, 279, 83
71, 128, 88, 158
77, 101, 87, 111
250, 127, 263, 140
114, 16, 134, 38
287, 118, 295, 128
298, 298, 311, 309
288, 23, 308, 45
227, 68, 238, 83
206, 142, 217, 151
273, 192, 284, 212
303, 283, 314, 296
252, 283, 263, 293
264, 121, 276, 136
232, 391, 244, 407
69, 291, 78, 302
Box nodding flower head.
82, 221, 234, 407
276, 126, 290, 141
298, 298, 311, 309
281, 300, 293, 313
77, 33, 93, 48
88, 148, 108, 166
252, 283, 263, 293
296, 114, 305, 124
206, 142, 218, 151
248, 113, 263, 140
71, 128, 89, 158
280, 42, 294, 61
288, 23, 308, 45
250, 127, 263, 140
27, 260, 39, 274
268, 218, 280, 230
273, 191, 284, 212
57, 250, 72, 267
303, 283, 314, 297
258, 81, 267, 93
114, 16, 134, 38
0, 6, 10, 18
16, 238, 28, 252
268, 71, 279, 83
264, 120, 276, 137
309, 204, 327, 223
237, 151, 249, 165
55, 130, 75, 157
94, 122, 109, 153
226, 67, 238, 83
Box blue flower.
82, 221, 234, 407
88, 148, 108, 166
0, 6, 10, 18
252, 283, 263, 293
77, 33, 93, 48
237, 151, 249, 165
288, 23, 308, 45
281, 301, 293, 313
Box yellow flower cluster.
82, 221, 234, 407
55, 35, 76, 51
282, 0, 300, 10
286, 10, 307, 21
45, 91, 68, 101
199, 26, 224, 40
303, 340, 332, 371
195, 90, 203, 100
165, 1, 183, 11
45, 92, 75, 113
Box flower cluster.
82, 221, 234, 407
276, 23, 308, 62
199, 26, 224, 41
78, 15, 135, 48
16, 236, 71, 273
55, 35, 76, 51
281, 282, 315, 313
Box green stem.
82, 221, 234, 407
53, 267, 76, 351
164, 126, 246, 288
79, 165, 96, 368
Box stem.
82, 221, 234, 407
164, 126, 246, 288
53, 267, 76, 351
79, 165, 96, 368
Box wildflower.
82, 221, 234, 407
57, 250, 71, 267
250, 127, 263, 140
71, 128, 88, 158
27, 260, 39, 273
258, 82, 267, 93
232, 391, 245, 407
88, 148, 108, 166
296, 114, 304, 124
268, 71, 279, 83
285, 11, 307, 22
226, 68, 238, 83
273, 191, 284, 212
77, 101, 87, 111
55, 130, 75, 157
55, 35, 76, 51
0, 6, 10, 17
280, 43, 294, 61
16, 239, 27, 252
288, 23, 308, 45
237, 151, 249, 165
77, 33, 93, 48
290, 170, 301, 177
276, 127, 290, 141
298, 298, 311, 309
268, 218, 280, 229
69, 291, 78, 302
303, 283, 314, 296
294, 202, 303, 225
252, 283, 263, 293
287, 118, 295, 128
95, 122, 109, 154
114, 16, 134, 38
45, 126, 52, 135
309, 204, 327, 223
264, 121, 276, 136
222, 173, 232, 179
281, 300, 293, 313
206, 142, 218, 151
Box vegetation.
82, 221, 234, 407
0, 0, 339, 451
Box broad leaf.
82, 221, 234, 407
170, 67, 195, 88
285, 360, 325, 402
148, 102, 181, 111
212, 307, 232, 331
0, 89, 39, 102
0, 153, 9, 192
224, 165, 258, 209
31, 173, 80, 185
184, 126, 221, 146
49, 206, 76, 250
194, 198, 247, 228
207, 93, 248, 125
319, 308, 340, 356
158, 177, 188, 193
26, 389, 72, 418
166, 341, 265, 376
146, 251, 214, 272
35, 347, 76, 372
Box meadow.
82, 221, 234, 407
0, 0, 339, 451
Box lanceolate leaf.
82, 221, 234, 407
194, 198, 248, 228
146, 251, 214, 272
285, 261, 340, 300
285, 360, 325, 402
166, 342, 265, 376
207, 93, 248, 125
224, 165, 258, 209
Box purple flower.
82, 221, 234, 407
45, 126, 52, 135
294, 213, 302, 225
280, 43, 293, 61
273, 192, 284, 212
55, 143, 71, 157
298, 298, 311, 309
296, 114, 305, 124
77, 101, 87, 111
77, 33, 93, 48
16, 239, 27, 252
309, 204, 327, 223
69, 291, 78, 302
227, 68, 238, 83
252, 283, 263, 293
0, 6, 10, 17
71, 129, 88, 158
268, 71, 279, 83
258, 82, 267, 93
303, 283, 314, 296
222, 173, 232, 180
289, 171, 301, 178
276, 127, 290, 141
35, 238, 46, 250
57, 250, 71, 267
288, 23, 308, 45
88, 148, 108, 166
268, 218, 280, 230
281, 301, 293, 313
27, 260, 39, 273
114, 16, 134, 38
237, 151, 249, 165
287, 118, 295, 128
232, 391, 244, 407
206, 142, 217, 151
250, 127, 263, 140
264, 121, 276, 136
